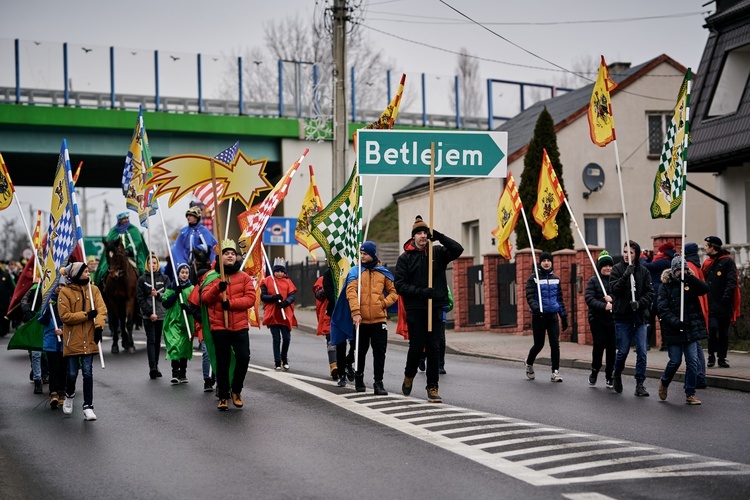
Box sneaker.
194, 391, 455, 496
346, 365, 355, 381
170, 375, 179, 384
588, 370, 598, 386
149, 369, 159, 380
658, 380, 668, 400
707, 354, 715, 367
635, 384, 650, 397
402, 376, 414, 396
613, 375, 623, 394
82, 406, 97, 421
605, 377, 614, 389
418, 358, 426, 372
231, 392, 243, 408
354, 374, 366, 393
274, 361, 282, 371
718, 359, 730, 368
685, 395, 702, 405
127, 346, 136, 354
337, 375, 347, 387
282, 359, 290, 371
49, 393, 59, 409
33, 379, 43, 394
155, 371, 163, 378
550, 370, 563, 383
524, 362, 535, 380
62, 395, 74, 415
427, 387, 442, 403
217, 398, 229, 411
178, 377, 189, 384
373, 381, 388, 396
203, 379, 214, 392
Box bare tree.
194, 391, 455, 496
450, 48, 483, 118
1, 218, 28, 261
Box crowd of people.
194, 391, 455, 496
4, 202, 742, 417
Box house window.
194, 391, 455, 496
584, 216, 622, 255
462, 220, 480, 265
708, 44, 750, 117
647, 113, 670, 157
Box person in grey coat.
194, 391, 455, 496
137, 254, 170, 380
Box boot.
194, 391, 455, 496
329, 363, 339, 380
707, 354, 716, 367
354, 373, 366, 393
373, 381, 388, 396
33, 379, 43, 394
337, 374, 347, 387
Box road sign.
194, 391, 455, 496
84, 236, 105, 258
357, 129, 507, 178
263, 217, 298, 246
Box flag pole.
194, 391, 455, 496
427, 142, 435, 332
261, 249, 287, 321
362, 176, 379, 242
12, 193, 43, 281
209, 158, 228, 328
146, 220, 156, 318
224, 198, 233, 240
612, 139, 637, 308
156, 199, 192, 336
562, 198, 607, 296
679, 75, 692, 324
519, 206, 542, 313
355, 168, 363, 373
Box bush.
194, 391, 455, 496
729, 268, 750, 351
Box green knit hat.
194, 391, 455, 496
597, 250, 614, 270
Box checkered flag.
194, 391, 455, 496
311, 166, 361, 297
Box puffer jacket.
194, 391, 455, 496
525, 266, 566, 316
657, 268, 709, 345
585, 274, 613, 326
346, 267, 398, 324
395, 230, 463, 311
57, 283, 107, 357
201, 270, 255, 331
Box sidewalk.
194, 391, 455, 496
294, 307, 750, 392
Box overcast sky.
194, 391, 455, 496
0, 0, 713, 257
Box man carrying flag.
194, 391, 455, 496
492, 172, 522, 259
532, 149, 565, 240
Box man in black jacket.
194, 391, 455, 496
395, 216, 463, 403
701, 236, 739, 368
609, 240, 654, 397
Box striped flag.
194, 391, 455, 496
532, 149, 565, 240
193, 142, 239, 214
294, 164, 324, 260
650, 69, 691, 219
0, 153, 15, 211
32, 209, 42, 249
40, 140, 82, 314
491, 172, 522, 259
311, 166, 361, 296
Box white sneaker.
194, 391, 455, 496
83, 407, 97, 421
550, 370, 563, 383
62, 395, 74, 415
524, 362, 535, 380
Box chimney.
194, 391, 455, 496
608, 62, 631, 75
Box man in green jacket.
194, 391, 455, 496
93, 212, 149, 286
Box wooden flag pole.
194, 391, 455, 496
428, 142, 435, 332
209, 158, 229, 328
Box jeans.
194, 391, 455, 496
212, 329, 250, 399
200, 341, 212, 381
269, 325, 291, 362
661, 341, 699, 397
144, 319, 163, 371
404, 308, 442, 389
590, 320, 616, 379
30, 351, 42, 381
696, 341, 706, 385
66, 354, 94, 407
526, 313, 560, 372
325, 334, 337, 365
708, 316, 731, 360
614, 322, 648, 383
351, 322, 388, 381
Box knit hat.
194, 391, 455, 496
539, 251, 553, 262
272, 257, 286, 274
597, 250, 614, 270
411, 215, 431, 237
684, 242, 699, 256
360, 241, 377, 260
117, 212, 130, 222
671, 255, 684, 274
185, 206, 202, 219
705, 236, 722, 247
220, 238, 239, 255
176, 262, 190, 277
60, 261, 87, 282
657, 241, 675, 253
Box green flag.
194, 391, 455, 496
650, 68, 691, 219
7, 319, 44, 351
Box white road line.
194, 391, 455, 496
441, 421, 538, 436
493, 440, 625, 459
562, 493, 617, 500
540, 453, 690, 475
474, 428, 568, 447
516, 446, 654, 467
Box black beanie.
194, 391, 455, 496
539, 252, 553, 262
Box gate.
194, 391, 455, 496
467, 264, 484, 325
496, 262, 517, 326
285, 260, 327, 307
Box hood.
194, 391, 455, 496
403, 238, 426, 253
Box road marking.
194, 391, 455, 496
562, 494, 617, 500
248, 364, 750, 486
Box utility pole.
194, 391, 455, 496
332, 0, 348, 198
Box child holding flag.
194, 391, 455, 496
161, 263, 194, 384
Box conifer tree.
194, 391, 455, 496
515, 107, 574, 252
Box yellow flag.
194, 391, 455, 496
0, 153, 16, 211
532, 149, 565, 240
295, 165, 324, 260
588, 56, 617, 147
492, 172, 523, 259
353, 73, 406, 150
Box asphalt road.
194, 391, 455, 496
1, 328, 749, 500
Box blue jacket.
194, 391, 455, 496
170, 223, 217, 271
525, 266, 566, 316
38, 296, 63, 353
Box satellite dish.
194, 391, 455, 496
582, 163, 605, 198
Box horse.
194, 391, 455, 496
102, 237, 138, 354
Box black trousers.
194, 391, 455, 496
708, 315, 731, 360
46, 350, 67, 396
404, 308, 442, 389
348, 322, 388, 381
589, 320, 616, 379
335, 340, 356, 372
526, 313, 560, 372
213, 329, 250, 399
144, 320, 163, 371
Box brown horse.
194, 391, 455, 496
103, 238, 138, 353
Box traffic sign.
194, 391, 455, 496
84, 236, 105, 258
263, 217, 298, 246
357, 129, 507, 178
